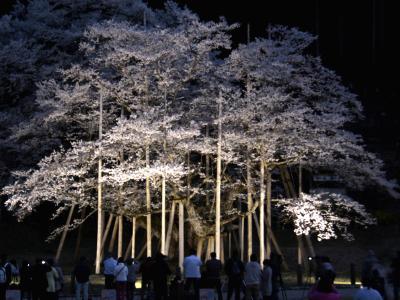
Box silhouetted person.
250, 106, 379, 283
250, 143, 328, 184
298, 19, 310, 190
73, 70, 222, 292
169, 267, 183, 300
114, 257, 128, 300
261, 259, 273, 300
354, 276, 382, 300
126, 258, 140, 300
45, 258, 59, 300
4, 259, 19, 287
392, 251, 400, 300
20, 260, 33, 300
31, 259, 47, 300
139, 256, 154, 300
0, 256, 7, 300
152, 253, 171, 300
270, 253, 283, 300
183, 249, 202, 300
225, 252, 244, 300
205, 252, 223, 300
72, 257, 90, 300
103, 252, 117, 289
308, 270, 340, 300
244, 254, 261, 300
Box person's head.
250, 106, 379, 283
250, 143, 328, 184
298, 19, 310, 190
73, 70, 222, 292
126, 258, 133, 266
210, 252, 217, 259
10, 259, 17, 266
322, 256, 331, 263
250, 254, 258, 262
188, 249, 196, 256
46, 258, 54, 267
316, 270, 335, 293
231, 251, 239, 260
361, 276, 373, 289
156, 252, 166, 261
263, 259, 271, 266
0, 254, 8, 265
79, 256, 87, 264
117, 257, 124, 264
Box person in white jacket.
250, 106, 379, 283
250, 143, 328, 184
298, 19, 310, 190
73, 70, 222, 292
114, 258, 128, 300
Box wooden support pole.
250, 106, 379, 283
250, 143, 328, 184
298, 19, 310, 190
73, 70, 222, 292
146, 146, 152, 258
228, 232, 232, 258
259, 159, 265, 264
118, 215, 123, 257
161, 175, 166, 254
197, 237, 205, 260
165, 201, 176, 255
266, 168, 272, 259
179, 201, 184, 269
55, 204, 75, 262
131, 217, 136, 258
108, 217, 119, 253
101, 214, 114, 258
220, 234, 225, 263
124, 236, 132, 261
73, 207, 86, 262
240, 216, 245, 261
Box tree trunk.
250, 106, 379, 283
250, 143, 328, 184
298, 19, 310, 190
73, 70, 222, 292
146, 146, 152, 257
179, 201, 184, 269
215, 96, 222, 259
165, 201, 176, 255
259, 159, 265, 264
55, 204, 75, 262
95, 92, 103, 274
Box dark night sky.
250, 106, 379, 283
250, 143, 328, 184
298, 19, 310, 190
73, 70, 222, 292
1, 0, 399, 146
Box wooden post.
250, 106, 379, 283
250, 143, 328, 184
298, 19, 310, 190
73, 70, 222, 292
161, 175, 166, 254
73, 207, 86, 262
220, 235, 225, 263
266, 168, 272, 259
247, 151, 253, 262
95, 92, 104, 274
55, 204, 75, 262
131, 217, 136, 258
228, 232, 232, 258
215, 95, 222, 259
124, 237, 133, 261
197, 237, 205, 260
146, 146, 152, 257
108, 217, 119, 253
165, 201, 176, 255
259, 159, 265, 264
240, 216, 245, 261
100, 214, 114, 258
179, 201, 184, 269
118, 215, 123, 257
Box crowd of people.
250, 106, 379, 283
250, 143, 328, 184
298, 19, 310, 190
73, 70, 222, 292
0, 249, 399, 300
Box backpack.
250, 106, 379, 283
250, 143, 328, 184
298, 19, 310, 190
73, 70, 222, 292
0, 267, 6, 284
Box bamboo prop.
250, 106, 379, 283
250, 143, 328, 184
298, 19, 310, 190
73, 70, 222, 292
73, 207, 87, 262
108, 217, 119, 253
228, 232, 232, 258
178, 201, 184, 269
196, 237, 205, 260
137, 242, 147, 260
240, 216, 245, 261
220, 234, 225, 263
145, 146, 152, 257
215, 95, 222, 259
118, 215, 123, 257
131, 217, 136, 258
259, 158, 265, 264
266, 168, 272, 259
100, 214, 114, 259
55, 204, 76, 262
165, 201, 177, 255
124, 236, 133, 261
